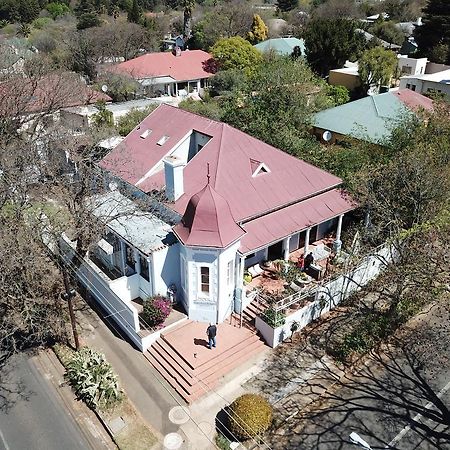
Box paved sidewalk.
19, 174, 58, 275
77, 300, 270, 449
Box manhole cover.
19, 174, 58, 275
168, 406, 190, 425
163, 432, 184, 450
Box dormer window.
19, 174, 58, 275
140, 129, 152, 139
157, 135, 170, 146
250, 158, 270, 177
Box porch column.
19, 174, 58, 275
283, 236, 291, 261
237, 255, 245, 289
333, 214, 344, 254
175, 82, 178, 96
167, 84, 171, 96
304, 227, 311, 254
196, 80, 201, 91
120, 241, 127, 275
134, 249, 140, 275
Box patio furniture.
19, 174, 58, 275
307, 263, 324, 281
289, 281, 303, 293
311, 243, 331, 262
248, 263, 264, 278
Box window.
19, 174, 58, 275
139, 254, 149, 282
200, 266, 210, 294
406, 83, 411, 89
140, 129, 152, 139
227, 260, 234, 287
157, 135, 170, 146
411, 84, 416, 91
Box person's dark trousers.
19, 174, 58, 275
208, 336, 216, 349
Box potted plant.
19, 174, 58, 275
243, 271, 252, 284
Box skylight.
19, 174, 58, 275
250, 159, 270, 177
157, 135, 170, 146
140, 129, 152, 139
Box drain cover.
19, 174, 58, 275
163, 432, 184, 449
168, 406, 190, 425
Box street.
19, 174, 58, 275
0, 352, 93, 450
269, 301, 450, 449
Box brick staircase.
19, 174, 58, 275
231, 296, 270, 330
145, 320, 266, 403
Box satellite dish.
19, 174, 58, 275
322, 130, 332, 142
108, 182, 118, 191
101, 84, 108, 93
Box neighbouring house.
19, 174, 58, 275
60, 97, 177, 131
106, 49, 213, 97
79, 105, 356, 350
329, 62, 361, 91
356, 29, 401, 51
254, 37, 306, 57
399, 68, 450, 98
0, 71, 110, 131
397, 55, 428, 76
312, 89, 433, 144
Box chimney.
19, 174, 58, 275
164, 155, 185, 202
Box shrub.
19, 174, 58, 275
65, 347, 122, 410
142, 295, 172, 328
262, 308, 286, 328
116, 105, 157, 136
228, 394, 273, 440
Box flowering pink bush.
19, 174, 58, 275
142, 295, 172, 328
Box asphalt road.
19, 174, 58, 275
282, 301, 450, 450
0, 353, 92, 450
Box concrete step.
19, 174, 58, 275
145, 337, 265, 403
150, 334, 264, 389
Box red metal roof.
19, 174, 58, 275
395, 89, 434, 112
109, 50, 214, 82
173, 184, 245, 248
240, 188, 355, 253
100, 104, 344, 223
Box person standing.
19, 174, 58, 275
206, 322, 217, 349
304, 252, 314, 271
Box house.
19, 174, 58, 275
329, 63, 361, 91
254, 37, 306, 57
86, 104, 355, 349
107, 49, 213, 97
60, 97, 178, 131
399, 69, 450, 98
312, 89, 433, 144
356, 29, 401, 51
397, 55, 428, 76
0, 71, 110, 131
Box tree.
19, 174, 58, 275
304, 18, 366, 77
181, 0, 194, 41
210, 36, 262, 73
369, 20, 405, 46
116, 105, 158, 136
247, 14, 268, 45
326, 84, 350, 106
189, 1, 254, 50
77, 12, 101, 30
220, 56, 330, 159
127, 0, 142, 24
415, 0, 450, 64
358, 46, 398, 94
46, 2, 71, 19
277, 0, 298, 13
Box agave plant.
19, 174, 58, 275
65, 347, 122, 410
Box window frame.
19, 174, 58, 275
198, 265, 211, 297
227, 260, 234, 288
139, 254, 150, 282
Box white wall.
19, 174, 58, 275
400, 77, 450, 97
244, 249, 267, 268
151, 243, 180, 296
108, 273, 140, 301
397, 56, 427, 76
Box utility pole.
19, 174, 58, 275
61, 267, 80, 351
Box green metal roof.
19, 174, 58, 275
254, 38, 306, 56
312, 92, 412, 144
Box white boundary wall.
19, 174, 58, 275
256, 244, 396, 348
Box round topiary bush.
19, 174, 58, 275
142, 295, 172, 328
228, 394, 273, 440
